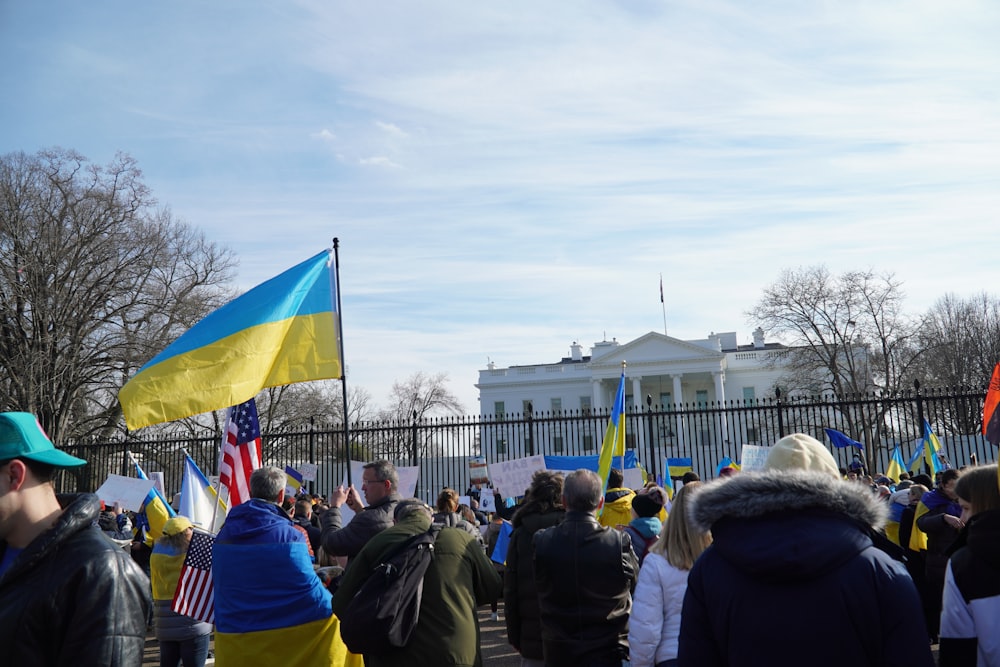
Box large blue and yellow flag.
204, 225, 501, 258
667, 457, 693, 479
213, 499, 345, 666
119, 250, 341, 430
596, 369, 627, 501
179, 454, 227, 533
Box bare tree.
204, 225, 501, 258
375, 371, 465, 459
910, 292, 1000, 433
747, 266, 922, 470
0, 148, 235, 442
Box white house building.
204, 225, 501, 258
476, 328, 791, 455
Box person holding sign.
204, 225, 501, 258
0, 412, 151, 666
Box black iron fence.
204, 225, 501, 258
55, 384, 997, 503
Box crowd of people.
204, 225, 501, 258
2, 407, 999, 666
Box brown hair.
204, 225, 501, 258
650, 482, 711, 571
954, 465, 1000, 516
436, 488, 460, 513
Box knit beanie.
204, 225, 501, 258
632, 485, 667, 518
763, 433, 840, 479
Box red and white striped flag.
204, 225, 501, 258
172, 529, 216, 624
219, 398, 262, 506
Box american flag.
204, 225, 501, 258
172, 530, 215, 624
219, 398, 262, 506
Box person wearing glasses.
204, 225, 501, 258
321, 459, 401, 560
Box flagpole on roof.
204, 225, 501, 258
333, 238, 353, 487
660, 274, 667, 336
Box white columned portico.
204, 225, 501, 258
592, 379, 604, 411
631, 375, 644, 453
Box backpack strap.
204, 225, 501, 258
371, 524, 442, 572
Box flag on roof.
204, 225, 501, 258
119, 250, 341, 429
220, 398, 262, 506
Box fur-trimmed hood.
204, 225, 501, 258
686, 471, 889, 583
688, 470, 888, 533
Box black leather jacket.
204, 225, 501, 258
0, 493, 152, 666
532, 510, 638, 667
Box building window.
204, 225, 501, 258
553, 435, 564, 453
746, 427, 759, 443
523, 400, 533, 416
580, 396, 591, 415
696, 390, 708, 408
494, 401, 505, 416
550, 398, 562, 415
742, 387, 755, 403
496, 438, 507, 455
699, 428, 711, 446
583, 434, 594, 451
659, 392, 672, 409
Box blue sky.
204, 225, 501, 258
3, 1, 999, 413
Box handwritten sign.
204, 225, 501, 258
488, 455, 546, 499
298, 462, 318, 482
739, 444, 770, 472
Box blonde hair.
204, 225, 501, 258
649, 482, 711, 571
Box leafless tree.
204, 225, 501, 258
0, 148, 235, 442
374, 371, 465, 459
747, 266, 923, 470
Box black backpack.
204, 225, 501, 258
339, 525, 443, 655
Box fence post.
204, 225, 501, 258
308, 416, 316, 494
645, 394, 657, 480
775, 387, 785, 438
526, 403, 535, 456
410, 410, 420, 499
914, 379, 928, 475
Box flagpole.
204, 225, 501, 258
621, 361, 626, 477
333, 238, 353, 487
660, 274, 667, 336
209, 416, 230, 532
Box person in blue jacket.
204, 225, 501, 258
677, 433, 935, 667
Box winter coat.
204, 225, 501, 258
533, 510, 639, 667
628, 551, 689, 667
599, 487, 635, 528
939, 509, 1000, 667
916, 488, 963, 587
331, 512, 502, 667
622, 516, 662, 566
0, 493, 152, 666
320, 492, 400, 559
151, 540, 214, 642
677, 470, 935, 667
503, 507, 564, 659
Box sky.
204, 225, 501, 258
3, 1, 1000, 415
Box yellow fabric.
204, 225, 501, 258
142, 494, 175, 548
908, 501, 929, 552
149, 551, 186, 600
598, 488, 635, 528
884, 521, 900, 547
215, 614, 362, 667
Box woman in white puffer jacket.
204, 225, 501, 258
628, 482, 711, 667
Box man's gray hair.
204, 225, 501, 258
563, 468, 603, 512
364, 460, 399, 492
393, 498, 433, 522
250, 465, 286, 502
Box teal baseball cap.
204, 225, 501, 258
0, 412, 87, 468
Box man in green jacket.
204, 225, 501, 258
332, 498, 502, 667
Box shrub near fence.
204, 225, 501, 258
55, 385, 997, 501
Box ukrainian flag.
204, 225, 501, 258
119, 250, 341, 430
596, 369, 627, 500
886, 445, 906, 483
921, 419, 944, 475
132, 456, 176, 547
667, 457, 693, 479
213, 499, 343, 666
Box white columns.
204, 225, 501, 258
671, 374, 684, 450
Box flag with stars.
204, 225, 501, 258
172, 529, 216, 624
220, 398, 263, 507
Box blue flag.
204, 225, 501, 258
824, 428, 865, 450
